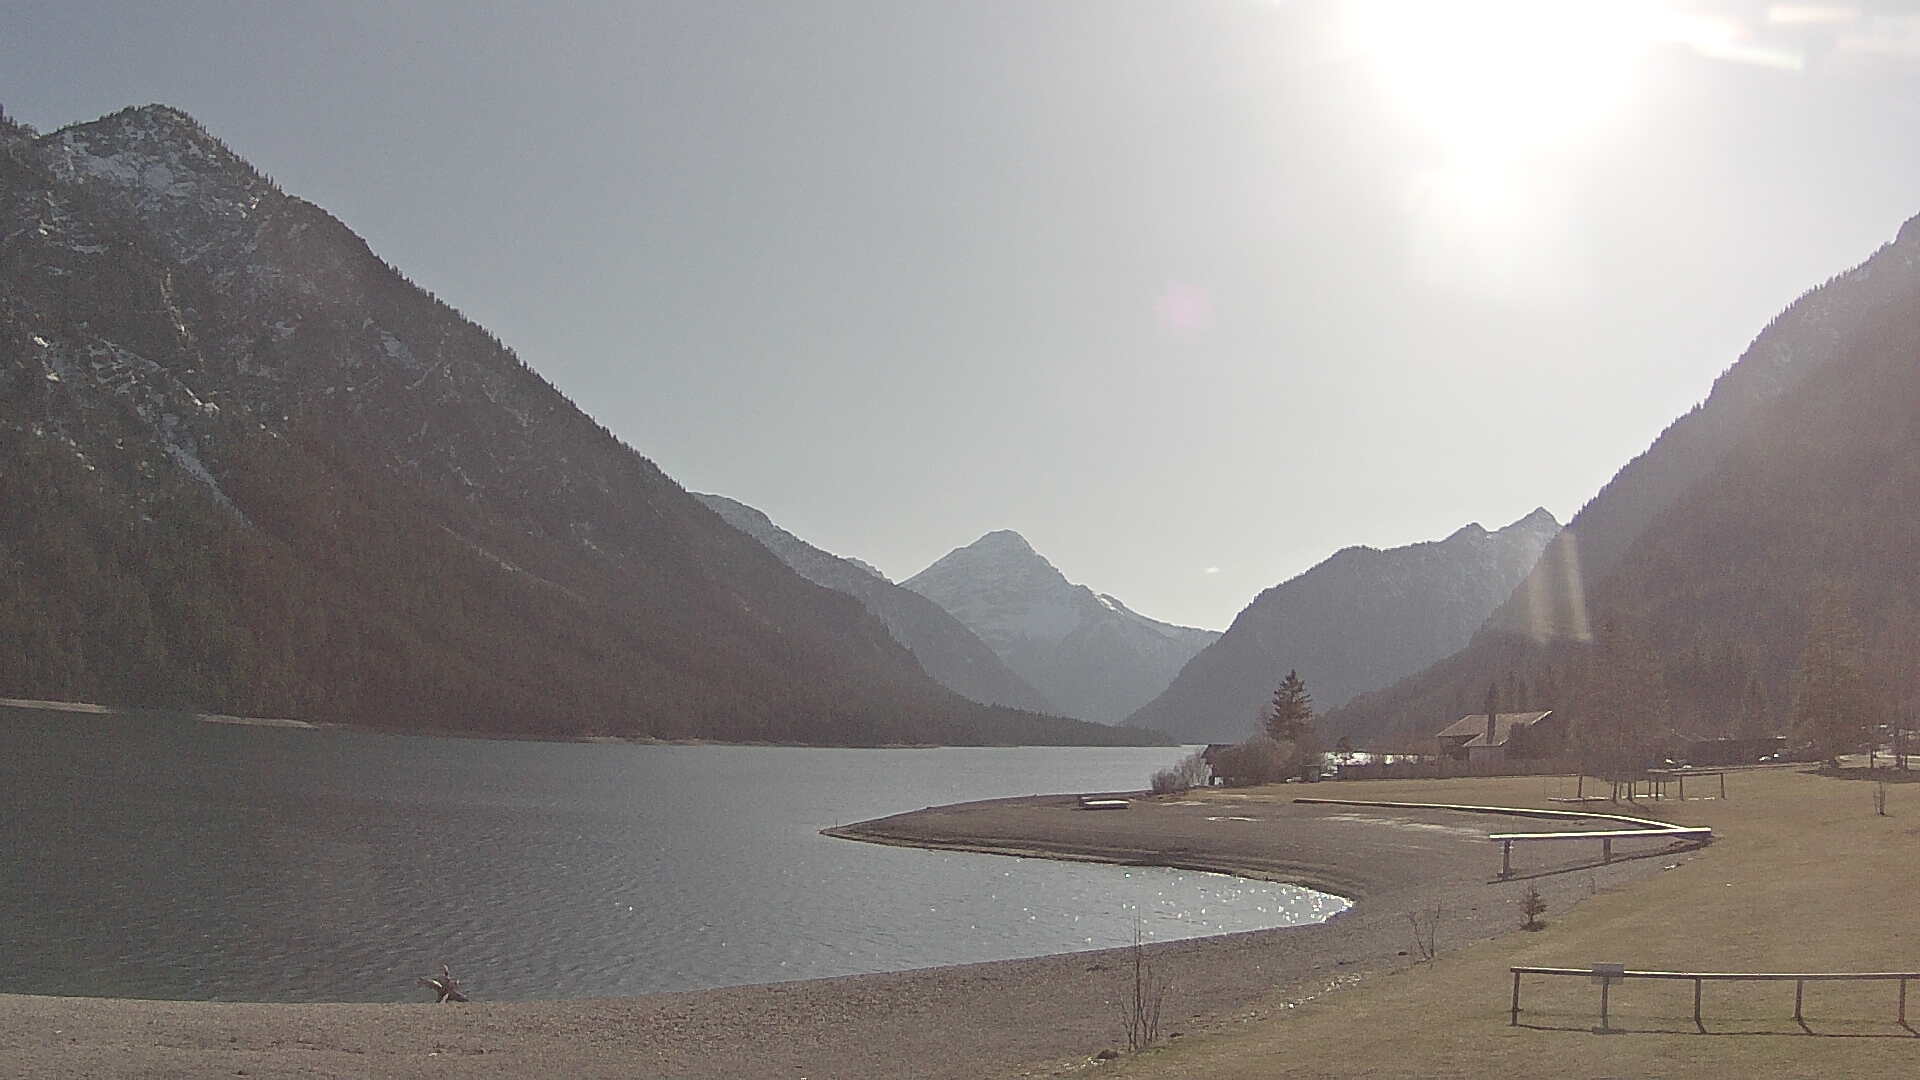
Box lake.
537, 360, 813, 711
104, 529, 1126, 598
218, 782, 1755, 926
0, 707, 1347, 1002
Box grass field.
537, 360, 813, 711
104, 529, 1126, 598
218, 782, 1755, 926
1103, 769, 1920, 1079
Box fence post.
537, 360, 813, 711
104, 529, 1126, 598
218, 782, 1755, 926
1512, 967, 1920, 1036
1602, 836, 1612, 864
1501, 839, 1513, 879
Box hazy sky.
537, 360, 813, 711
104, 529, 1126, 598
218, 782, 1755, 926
5, 2, 1919, 629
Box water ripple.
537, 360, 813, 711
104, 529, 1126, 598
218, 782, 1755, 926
0, 713, 1347, 1001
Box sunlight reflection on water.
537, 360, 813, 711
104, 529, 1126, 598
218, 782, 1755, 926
1, 711, 1347, 1001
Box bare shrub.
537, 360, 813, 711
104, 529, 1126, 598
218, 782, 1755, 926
1406, 902, 1442, 963
1210, 737, 1298, 787
1119, 920, 1173, 1052
1149, 750, 1211, 794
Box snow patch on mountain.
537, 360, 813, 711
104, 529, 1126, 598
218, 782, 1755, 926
695, 496, 1058, 714
903, 530, 1218, 723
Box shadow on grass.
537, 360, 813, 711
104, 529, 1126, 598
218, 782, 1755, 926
1488, 838, 1711, 885
1513, 1021, 1920, 1039
1821, 766, 1920, 783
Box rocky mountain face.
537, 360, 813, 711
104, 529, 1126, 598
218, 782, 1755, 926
692, 494, 1059, 713
902, 531, 1219, 724
0, 104, 1159, 746
1128, 509, 1560, 744
1325, 211, 1920, 749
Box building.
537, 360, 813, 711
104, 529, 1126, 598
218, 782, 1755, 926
1435, 710, 1557, 763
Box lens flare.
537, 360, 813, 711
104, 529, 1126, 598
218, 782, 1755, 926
1154, 283, 1215, 336
1520, 528, 1591, 643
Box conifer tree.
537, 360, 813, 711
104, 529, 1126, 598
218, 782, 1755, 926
1736, 669, 1771, 740
1793, 594, 1869, 765
1570, 615, 1671, 780
1503, 671, 1530, 712
1265, 669, 1315, 744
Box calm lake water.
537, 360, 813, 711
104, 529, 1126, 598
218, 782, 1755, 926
0, 709, 1347, 1002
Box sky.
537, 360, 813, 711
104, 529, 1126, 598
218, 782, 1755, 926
4, 1, 1920, 630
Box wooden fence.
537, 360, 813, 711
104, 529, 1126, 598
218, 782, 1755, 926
1292, 798, 1713, 879
1511, 965, 1920, 1033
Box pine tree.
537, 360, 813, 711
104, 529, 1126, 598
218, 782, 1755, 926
1503, 670, 1530, 712
1736, 669, 1770, 740
1570, 615, 1671, 781
1521, 883, 1547, 931
1793, 593, 1869, 765
1265, 669, 1315, 744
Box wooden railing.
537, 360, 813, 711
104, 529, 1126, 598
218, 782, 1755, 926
1510, 965, 1920, 1033
1292, 798, 1713, 879
1487, 825, 1713, 878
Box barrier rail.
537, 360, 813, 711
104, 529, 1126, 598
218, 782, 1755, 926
1488, 826, 1713, 878
1645, 768, 1727, 801
1293, 797, 1674, 828
1510, 965, 1920, 1032
1292, 798, 1713, 879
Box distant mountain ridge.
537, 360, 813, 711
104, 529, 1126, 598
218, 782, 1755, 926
902, 531, 1219, 723
0, 103, 1158, 747
1128, 509, 1560, 744
1325, 211, 1920, 748
693, 494, 1059, 713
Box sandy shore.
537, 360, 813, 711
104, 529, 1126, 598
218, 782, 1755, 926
0, 788, 1693, 1079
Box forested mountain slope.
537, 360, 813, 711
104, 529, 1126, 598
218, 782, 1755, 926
0, 105, 1156, 746
1128, 509, 1558, 744
1325, 212, 1920, 749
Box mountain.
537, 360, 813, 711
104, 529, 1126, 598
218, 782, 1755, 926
692, 494, 1059, 713
1127, 509, 1560, 744
1325, 211, 1920, 749
0, 104, 1161, 747
901, 531, 1219, 724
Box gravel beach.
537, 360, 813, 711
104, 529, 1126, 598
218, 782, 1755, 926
1, 786, 1690, 1079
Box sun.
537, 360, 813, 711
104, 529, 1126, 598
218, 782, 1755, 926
1344, 1, 1664, 300
1347, 0, 1656, 160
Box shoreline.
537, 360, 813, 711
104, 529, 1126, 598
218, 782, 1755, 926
0, 696, 1173, 749
0, 784, 1691, 1079
822, 799, 1367, 902
1, 695, 322, 730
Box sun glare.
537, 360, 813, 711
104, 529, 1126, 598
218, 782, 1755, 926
1346, 1, 1664, 301
1348, 0, 1655, 158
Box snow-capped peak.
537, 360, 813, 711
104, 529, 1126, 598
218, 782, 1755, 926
901, 530, 1218, 723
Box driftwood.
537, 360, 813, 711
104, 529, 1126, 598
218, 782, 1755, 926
417, 964, 470, 1003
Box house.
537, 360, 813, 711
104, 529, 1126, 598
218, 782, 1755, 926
1200, 744, 1235, 785
1435, 710, 1557, 763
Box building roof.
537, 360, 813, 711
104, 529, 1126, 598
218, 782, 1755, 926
1435, 710, 1553, 748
